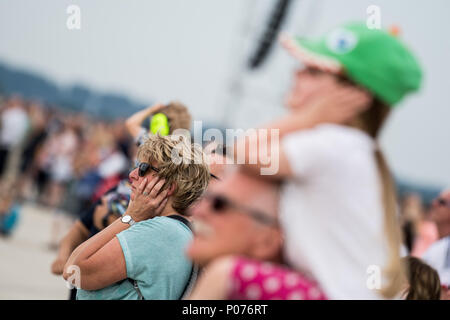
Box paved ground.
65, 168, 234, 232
0, 203, 74, 300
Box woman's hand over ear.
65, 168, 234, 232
127, 177, 169, 222
298, 84, 372, 126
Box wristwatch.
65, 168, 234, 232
121, 215, 136, 226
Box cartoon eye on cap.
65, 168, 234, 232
326, 28, 358, 54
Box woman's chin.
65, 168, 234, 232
285, 96, 304, 112
285, 101, 304, 113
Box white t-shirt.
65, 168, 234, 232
0, 107, 29, 147
422, 237, 450, 286
98, 151, 128, 179
280, 124, 389, 299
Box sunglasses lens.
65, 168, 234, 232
212, 196, 227, 212
138, 163, 149, 177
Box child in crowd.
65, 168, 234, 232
125, 101, 192, 144
401, 256, 441, 300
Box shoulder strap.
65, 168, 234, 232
166, 214, 192, 231
180, 264, 200, 300
130, 279, 145, 300
167, 214, 198, 299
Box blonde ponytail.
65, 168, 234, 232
374, 148, 405, 298
349, 98, 405, 298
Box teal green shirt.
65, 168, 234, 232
77, 216, 193, 300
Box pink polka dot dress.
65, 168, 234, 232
228, 257, 327, 300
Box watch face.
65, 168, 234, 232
122, 215, 131, 223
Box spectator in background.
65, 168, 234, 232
45, 120, 80, 248
17, 102, 49, 200
0, 96, 29, 180
400, 194, 433, 256
125, 101, 192, 143
393, 177, 443, 256
90, 134, 129, 203
401, 256, 441, 300
51, 180, 132, 276
422, 190, 450, 299
111, 119, 133, 159
51, 180, 131, 300
40, 118, 79, 207
0, 183, 21, 237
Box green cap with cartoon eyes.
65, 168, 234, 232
280, 22, 423, 106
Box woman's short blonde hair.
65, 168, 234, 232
137, 134, 210, 215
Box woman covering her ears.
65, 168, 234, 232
192, 21, 423, 300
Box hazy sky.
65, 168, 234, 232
0, 0, 449, 186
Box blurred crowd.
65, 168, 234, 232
1, 21, 450, 301
0, 96, 133, 244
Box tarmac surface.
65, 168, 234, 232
0, 203, 73, 300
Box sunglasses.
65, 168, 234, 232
437, 198, 450, 208
134, 161, 221, 181
134, 161, 160, 177
202, 191, 278, 227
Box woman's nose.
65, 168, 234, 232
129, 167, 139, 180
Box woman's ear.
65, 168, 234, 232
167, 182, 177, 196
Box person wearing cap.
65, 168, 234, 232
190, 22, 423, 300
125, 101, 192, 145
